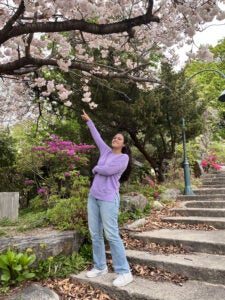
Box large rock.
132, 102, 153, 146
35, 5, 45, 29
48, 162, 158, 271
152, 200, 164, 211
159, 188, 181, 203
8, 284, 59, 300
0, 230, 84, 260
120, 193, 149, 213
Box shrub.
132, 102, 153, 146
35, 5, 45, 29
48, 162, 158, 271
46, 175, 90, 235
18, 134, 94, 207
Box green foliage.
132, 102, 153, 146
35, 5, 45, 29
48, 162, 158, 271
0, 128, 17, 168
35, 252, 86, 280
16, 210, 48, 232
118, 206, 150, 225
46, 196, 88, 234
46, 175, 89, 234
208, 141, 225, 163
0, 217, 18, 227
0, 128, 18, 192
0, 248, 36, 287
78, 244, 93, 262
0, 211, 48, 233
0, 230, 7, 237
185, 40, 225, 139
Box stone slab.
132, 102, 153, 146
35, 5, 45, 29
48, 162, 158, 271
177, 195, 225, 201
184, 201, 225, 208
171, 208, 225, 217
71, 272, 225, 300
162, 216, 225, 229
125, 249, 225, 284
194, 188, 225, 195
132, 229, 225, 254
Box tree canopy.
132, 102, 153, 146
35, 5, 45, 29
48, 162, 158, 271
0, 1, 225, 124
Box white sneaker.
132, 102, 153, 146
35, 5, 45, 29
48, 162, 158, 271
86, 267, 108, 278
112, 272, 133, 287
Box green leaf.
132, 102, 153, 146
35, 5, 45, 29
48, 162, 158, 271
13, 265, 22, 271
0, 255, 9, 266
1, 273, 10, 282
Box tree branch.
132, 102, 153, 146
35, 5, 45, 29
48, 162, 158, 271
0, 0, 25, 41
0, 0, 159, 45
0, 56, 160, 83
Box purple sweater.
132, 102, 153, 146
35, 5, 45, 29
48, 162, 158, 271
87, 120, 129, 202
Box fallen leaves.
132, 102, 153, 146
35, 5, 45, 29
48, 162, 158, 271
134, 202, 216, 232
42, 278, 118, 300
130, 263, 188, 286
0, 278, 118, 300
121, 232, 190, 255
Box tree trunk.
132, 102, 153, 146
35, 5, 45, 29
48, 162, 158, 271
128, 131, 165, 182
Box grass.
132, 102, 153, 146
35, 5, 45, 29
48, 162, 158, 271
0, 209, 48, 233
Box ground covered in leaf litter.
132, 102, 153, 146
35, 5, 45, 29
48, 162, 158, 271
0, 202, 216, 300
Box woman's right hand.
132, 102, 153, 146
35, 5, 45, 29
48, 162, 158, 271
81, 110, 91, 121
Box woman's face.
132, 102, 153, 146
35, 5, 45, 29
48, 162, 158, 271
111, 133, 125, 150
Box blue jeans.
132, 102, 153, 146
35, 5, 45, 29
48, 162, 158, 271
88, 193, 130, 274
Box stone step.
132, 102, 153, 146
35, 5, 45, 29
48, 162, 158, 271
202, 179, 225, 184
131, 229, 225, 255
184, 201, 225, 208
194, 188, 225, 195
177, 194, 225, 201
203, 172, 225, 175
201, 185, 225, 188
71, 272, 225, 300
162, 216, 225, 229
203, 176, 225, 180
183, 201, 225, 208
171, 208, 225, 217
202, 172, 225, 178
124, 250, 225, 285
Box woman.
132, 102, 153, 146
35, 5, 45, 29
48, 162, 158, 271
81, 110, 133, 287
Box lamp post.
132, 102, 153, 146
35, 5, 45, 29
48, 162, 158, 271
182, 118, 194, 195
181, 68, 225, 195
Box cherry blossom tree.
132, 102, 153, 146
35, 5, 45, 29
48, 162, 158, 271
0, 0, 225, 124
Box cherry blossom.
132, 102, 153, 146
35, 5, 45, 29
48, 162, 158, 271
0, 0, 224, 124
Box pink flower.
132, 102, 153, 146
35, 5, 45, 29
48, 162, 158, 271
202, 161, 208, 167
154, 191, 159, 197
24, 180, 33, 185
65, 172, 71, 177
38, 187, 49, 196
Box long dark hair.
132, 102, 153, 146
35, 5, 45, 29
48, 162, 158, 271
120, 134, 132, 183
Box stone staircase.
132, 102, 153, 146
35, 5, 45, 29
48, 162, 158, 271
71, 171, 225, 300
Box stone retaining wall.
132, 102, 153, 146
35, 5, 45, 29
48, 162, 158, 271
0, 230, 84, 260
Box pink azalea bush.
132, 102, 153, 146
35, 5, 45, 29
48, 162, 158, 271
24, 135, 94, 207
201, 149, 222, 172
